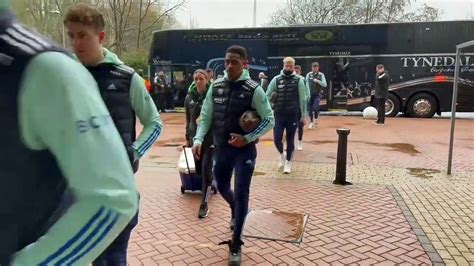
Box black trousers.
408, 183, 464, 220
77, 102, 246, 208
152, 93, 165, 112
274, 114, 298, 161
194, 145, 214, 204
376, 97, 386, 124
214, 145, 257, 241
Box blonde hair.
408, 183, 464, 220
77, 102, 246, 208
283, 57, 295, 65
194, 69, 208, 79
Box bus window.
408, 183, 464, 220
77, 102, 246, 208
172, 68, 188, 107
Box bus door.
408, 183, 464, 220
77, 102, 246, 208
328, 57, 351, 109
327, 57, 374, 110
345, 57, 375, 111
171, 65, 190, 108
150, 64, 193, 108
228, 39, 268, 80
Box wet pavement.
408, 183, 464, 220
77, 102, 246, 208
129, 113, 474, 265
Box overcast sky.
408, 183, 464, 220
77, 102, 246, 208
175, 0, 474, 29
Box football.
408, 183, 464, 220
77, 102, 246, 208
239, 110, 261, 133
363, 106, 378, 119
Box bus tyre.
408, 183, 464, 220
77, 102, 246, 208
407, 93, 438, 118
385, 94, 401, 117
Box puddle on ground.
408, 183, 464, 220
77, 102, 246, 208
307, 140, 338, 145
307, 140, 420, 155
407, 168, 441, 178
253, 171, 265, 176
156, 137, 186, 147
371, 143, 420, 156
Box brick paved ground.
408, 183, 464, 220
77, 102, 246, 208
254, 162, 473, 266
130, 165, 432, 265
128, 113, 473, 265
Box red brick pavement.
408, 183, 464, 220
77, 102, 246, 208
151, 113, 474, 172
128, 166, 431, 265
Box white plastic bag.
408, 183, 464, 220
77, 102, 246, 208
178, 147, 196, 174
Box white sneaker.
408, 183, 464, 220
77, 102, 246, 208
297, 141, 303, 151
308, 123, 314, 129
283, 160, 292, 174
278, 152, 286, 169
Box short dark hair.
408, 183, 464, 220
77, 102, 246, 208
312, 62, 320, 67
205, 68, 213, 73
294, 65, 302, 70
226, 45, 247, 60
376, 64, 385, 69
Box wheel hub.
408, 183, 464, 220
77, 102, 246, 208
413, 99, 432, 116
385, 99, 394, 114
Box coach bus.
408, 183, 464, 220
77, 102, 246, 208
148, 21, 474, 118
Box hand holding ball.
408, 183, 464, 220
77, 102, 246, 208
239, 110, 261, 133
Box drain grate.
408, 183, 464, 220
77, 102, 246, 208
243, 209, 309, 243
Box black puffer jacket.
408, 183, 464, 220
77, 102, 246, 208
185, 82, 213, 147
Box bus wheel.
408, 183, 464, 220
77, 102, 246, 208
407, 93, 438, 118
385, 94, 400, 117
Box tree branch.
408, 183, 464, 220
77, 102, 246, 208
141, 0, 186, 32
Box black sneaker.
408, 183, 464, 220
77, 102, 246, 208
219, 239, 244, 265
198, 203, 209, 219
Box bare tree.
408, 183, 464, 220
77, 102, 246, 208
15, 0, 76, 43
269, 0, 349, 26
105, 0, 134, 55
357, 0, 386, 23
136, 0, 186, 50
383, 0, 413, 22
268, 0, 439, 26
404, 3, 441, 22
11, 0, 185, 55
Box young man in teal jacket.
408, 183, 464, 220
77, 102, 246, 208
193, 46, 274, 265
64, 3, 163, 265
0, 0, 138, 264
266, 57, 307, 174
306, 62, 327, 128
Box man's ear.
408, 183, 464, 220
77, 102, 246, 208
98, 31, 106, 44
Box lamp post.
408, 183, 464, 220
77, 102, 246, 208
253, 0, 257, 27
447, 40, 474, 175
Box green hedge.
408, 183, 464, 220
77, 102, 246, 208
122, 52, 149, 78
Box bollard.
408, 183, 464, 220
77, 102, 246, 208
333, 128, 353, 185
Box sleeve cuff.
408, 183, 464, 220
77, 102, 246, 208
193, 138, 203, 145
244, 134, 255, 143
132, 146, 141, 160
